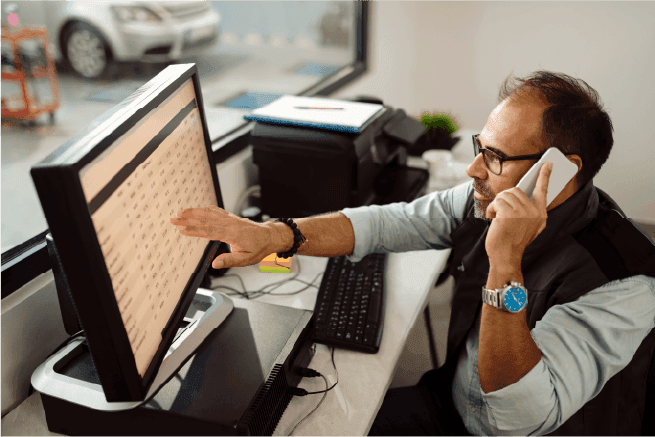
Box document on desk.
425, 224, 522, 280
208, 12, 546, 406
243, 95, 385, 133
80, 80, 218, 377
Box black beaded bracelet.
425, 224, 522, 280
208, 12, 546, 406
276, 218, 308, 259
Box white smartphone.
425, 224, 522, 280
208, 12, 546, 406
516, 147, 578, 208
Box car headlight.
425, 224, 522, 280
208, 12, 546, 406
111, 5, 162, 23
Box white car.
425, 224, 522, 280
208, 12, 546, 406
3, 1, 221, 79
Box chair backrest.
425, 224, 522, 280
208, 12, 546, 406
642, 345, 655, 436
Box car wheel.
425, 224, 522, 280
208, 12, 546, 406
62, 22, 113, 80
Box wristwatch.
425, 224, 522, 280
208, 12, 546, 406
482, 281, 528, 313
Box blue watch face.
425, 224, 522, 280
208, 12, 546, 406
503, 286, 527, 312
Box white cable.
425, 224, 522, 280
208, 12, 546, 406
234, 184, 261, 215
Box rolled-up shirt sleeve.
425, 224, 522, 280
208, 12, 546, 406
481, 275, 655, 435
340, 180, 473, 263
481, 358, 554, 435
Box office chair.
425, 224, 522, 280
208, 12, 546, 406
642, 345, 655, 436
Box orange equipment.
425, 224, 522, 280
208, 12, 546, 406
1, 25, 60, 126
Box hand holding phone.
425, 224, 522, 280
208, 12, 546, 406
516, 147, 578, 208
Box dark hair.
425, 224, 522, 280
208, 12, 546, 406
497, 70, 614, 191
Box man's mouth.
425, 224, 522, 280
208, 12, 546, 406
474, 189, 490, 200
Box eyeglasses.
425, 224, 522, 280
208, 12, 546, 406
472, 134, 577, 175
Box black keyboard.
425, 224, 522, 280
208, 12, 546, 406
312, 253, 386, 353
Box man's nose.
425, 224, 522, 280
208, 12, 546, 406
466, 153, 487, 180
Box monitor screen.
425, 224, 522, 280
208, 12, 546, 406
31, 64, 223, 401
79, 77, 216, 378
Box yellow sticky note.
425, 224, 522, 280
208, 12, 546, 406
259, 253, 294, 273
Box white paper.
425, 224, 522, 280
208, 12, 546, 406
246, 95, 384, 131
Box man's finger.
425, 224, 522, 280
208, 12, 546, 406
486, 200, 497, 219
176, 207, 216, 218
532, 162, 552, 207
170, 217, 211, 226
177, 226, 206, 238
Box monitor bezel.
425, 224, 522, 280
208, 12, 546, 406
30, 64, 224, 402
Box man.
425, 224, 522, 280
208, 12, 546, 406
170, 71, 655, 435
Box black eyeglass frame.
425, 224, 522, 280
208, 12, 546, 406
472, 134, 578, 175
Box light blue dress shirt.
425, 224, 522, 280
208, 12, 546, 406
340, 180, 655, 436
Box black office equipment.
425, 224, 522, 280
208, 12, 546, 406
313, 252, 386, 353
37, 297, 315, 436
250, 102, 429, 219
29, 64, 316, 436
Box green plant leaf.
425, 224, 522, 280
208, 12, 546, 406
421, 113, 457, 135
420, 113, 458, 136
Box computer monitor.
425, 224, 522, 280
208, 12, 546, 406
30, 64, 224, 402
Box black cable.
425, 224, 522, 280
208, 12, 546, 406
291, 347, 339, 396
288, 347, 338, 436
288, 374, 329, 436
209, 257, 343, 434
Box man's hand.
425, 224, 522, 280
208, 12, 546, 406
169, 206, 276, 269
485, 162, 552, 266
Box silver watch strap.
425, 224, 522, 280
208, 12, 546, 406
482, 286, 502, 309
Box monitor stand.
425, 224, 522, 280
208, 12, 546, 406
31, 289, 234, 412
31, 291, 316, 435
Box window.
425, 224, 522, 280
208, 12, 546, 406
1, 1, 369, 298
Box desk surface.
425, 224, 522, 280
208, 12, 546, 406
227, 250, 451, 436
2, 253, 451, 437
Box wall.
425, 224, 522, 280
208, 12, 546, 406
333, 2, 655, 223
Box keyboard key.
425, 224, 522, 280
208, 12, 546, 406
368, 293, 382, 324
313, 254, 386, 352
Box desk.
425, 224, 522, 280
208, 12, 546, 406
1, 249, 451, 436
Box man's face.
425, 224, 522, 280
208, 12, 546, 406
466, 100, 546, 220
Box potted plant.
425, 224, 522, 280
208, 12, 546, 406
408, 111, 460, 157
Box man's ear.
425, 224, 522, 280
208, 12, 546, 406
569, 154, 583, 173
569, 154, 583, 192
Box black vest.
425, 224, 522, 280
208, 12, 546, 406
422, 181, 655, 436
